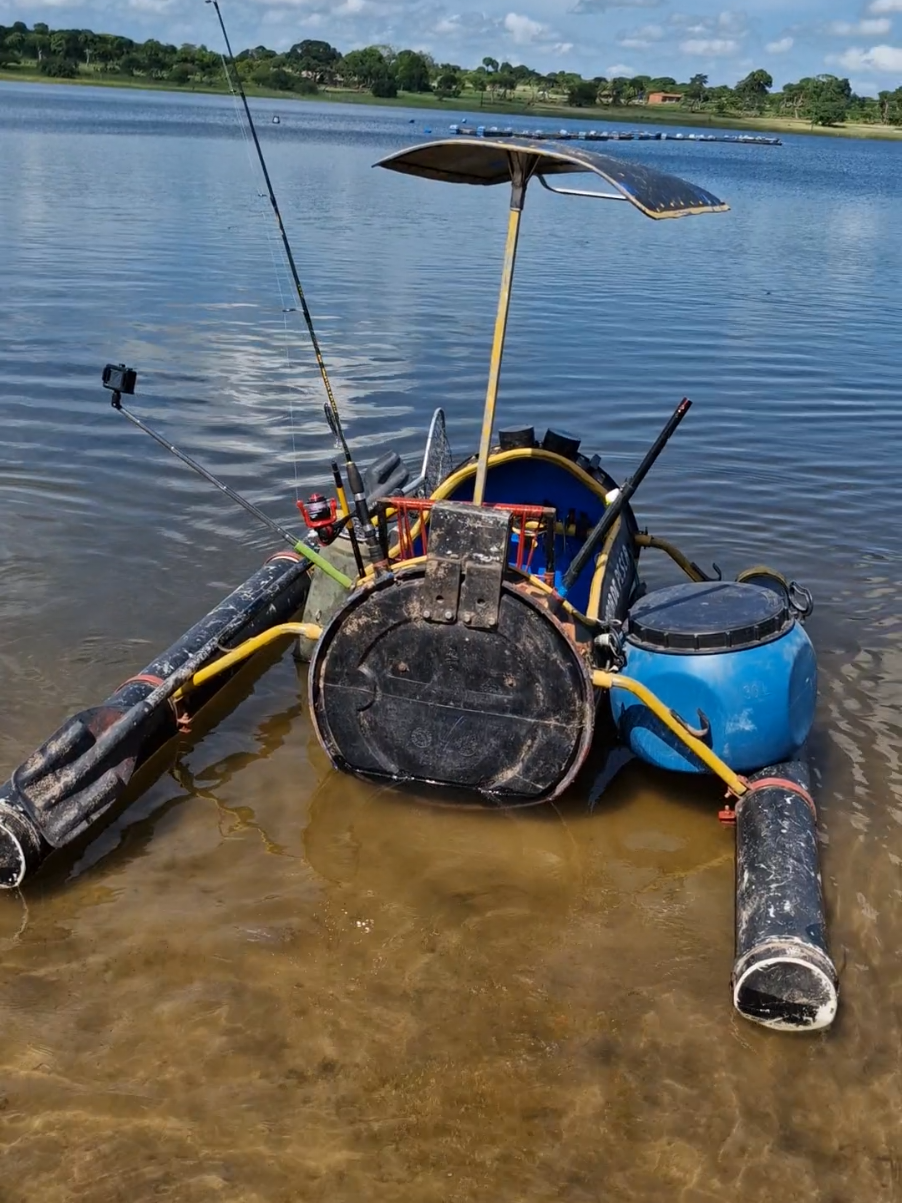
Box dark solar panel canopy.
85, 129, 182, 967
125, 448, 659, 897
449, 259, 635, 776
374, 136, 729, 219
373, 136, 728, 507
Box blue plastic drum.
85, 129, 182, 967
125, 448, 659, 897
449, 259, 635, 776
610, 581, 817, 774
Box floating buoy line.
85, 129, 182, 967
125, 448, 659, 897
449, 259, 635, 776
449, 122, 782, 146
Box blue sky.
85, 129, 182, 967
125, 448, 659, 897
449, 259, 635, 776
4, 0, 902, 94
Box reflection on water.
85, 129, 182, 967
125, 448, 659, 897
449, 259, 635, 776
1, 82, 901, 1200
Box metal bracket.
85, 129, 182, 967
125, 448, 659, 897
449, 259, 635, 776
418, 502, 512, 629
419, 557, 462, 623
538, 174, 628, 202
460, 562, 504, 629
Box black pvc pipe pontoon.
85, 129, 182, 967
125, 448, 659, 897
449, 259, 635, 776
732, 760, 838, 1030
0, 550, 311, 889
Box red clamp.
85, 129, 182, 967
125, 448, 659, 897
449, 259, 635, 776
717, 776, 817, 827
173, 698, 193, 735
718, 788, 737, 826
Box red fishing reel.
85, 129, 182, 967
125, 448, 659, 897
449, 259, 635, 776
297, 493, 339, 545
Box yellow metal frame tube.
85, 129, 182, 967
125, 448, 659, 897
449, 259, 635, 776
473, 164, 530, 507
592, 669, 747, 797
634, 532, 707, 582
173, 622, 323, 701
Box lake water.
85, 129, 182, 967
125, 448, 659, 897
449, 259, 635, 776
0, 80, 901, 1200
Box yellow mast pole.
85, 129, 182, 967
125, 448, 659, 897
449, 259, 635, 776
472, 157, 532, 507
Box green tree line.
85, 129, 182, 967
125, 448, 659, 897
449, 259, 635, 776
2, 20, 902, 127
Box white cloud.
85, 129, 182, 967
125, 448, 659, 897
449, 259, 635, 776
571, 0, 663, 12
429, 7, 570, 58
4, 0, 83, 7
584, 7, 750, 61
680, 37, 740, 55
668, 9, 749, 39
828, 42, 902, 71
766, 36, 794, 52
868, 0, 902, 12
430, 11, 498, 44
716, 11, 745, 32
617, 20, 664, 47
828, 18, 892, 35
502, 11, 545, 44
606, 61, 636, 74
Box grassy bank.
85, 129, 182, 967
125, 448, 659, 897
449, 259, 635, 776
3, 67, 902, 141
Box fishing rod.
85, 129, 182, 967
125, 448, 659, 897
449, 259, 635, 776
560, 397, 692, 596
206, 0, 380, 554
102, 364, 354, 589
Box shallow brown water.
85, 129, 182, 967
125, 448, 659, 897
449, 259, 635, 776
1, 84, 901, 1200
3, 656, 901, 1202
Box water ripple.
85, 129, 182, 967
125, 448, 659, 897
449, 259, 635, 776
1, 80, 902, 1203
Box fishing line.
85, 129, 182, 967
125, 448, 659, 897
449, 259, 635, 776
208, 0, 381, 559
206, 0, 351, 464
215, 36, 304, 501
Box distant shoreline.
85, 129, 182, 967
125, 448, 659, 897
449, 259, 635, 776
3, 70, 902, 142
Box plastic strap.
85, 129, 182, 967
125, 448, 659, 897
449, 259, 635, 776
740, 776, 817, 819
116, 672, 186, 730
118, 673, 165, 691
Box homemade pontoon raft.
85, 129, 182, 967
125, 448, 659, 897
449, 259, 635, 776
0, 127, 836, 1031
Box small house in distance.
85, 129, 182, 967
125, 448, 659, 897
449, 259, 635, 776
647, 91, 684, 105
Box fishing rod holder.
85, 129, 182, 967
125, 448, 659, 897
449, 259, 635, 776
375, 496, 557, 585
